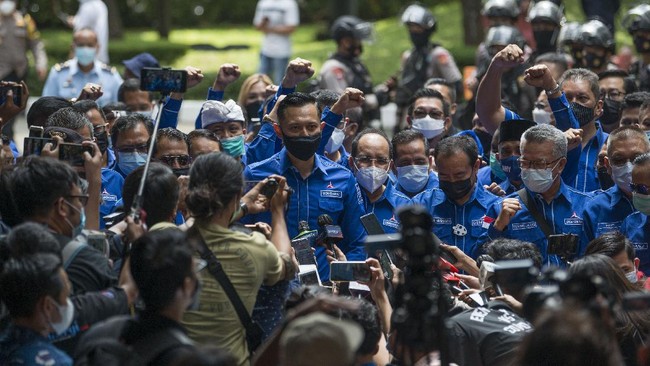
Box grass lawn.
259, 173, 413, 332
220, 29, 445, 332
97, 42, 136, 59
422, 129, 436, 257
33, 0, 636, 100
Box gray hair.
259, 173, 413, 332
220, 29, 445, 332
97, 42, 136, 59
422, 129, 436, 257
521, 124, 567, 159
558, 68, 600, 101
607, 125, 650, 156
47, 107, 94, 136
633, 152, 650, 167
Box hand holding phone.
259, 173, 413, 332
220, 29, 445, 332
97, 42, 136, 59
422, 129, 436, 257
140, 68, 188, 93
330, 261, 372, 282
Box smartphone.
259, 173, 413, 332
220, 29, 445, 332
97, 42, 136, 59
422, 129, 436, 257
547, 234, 579, 257
23, 137, 53, 156
378, 250, 393, 280
86, 230, 109, 258
330, 261, 371, 282
298, 264, 322, 286
623, 292, 650, 311
291, 236, 316, 265
360, 213, 385, 235
440, 248, 458, 264
29, 126, 44, 138
0, 82, 22, 106
140, 68, 187, 93
59, 143, 93, 167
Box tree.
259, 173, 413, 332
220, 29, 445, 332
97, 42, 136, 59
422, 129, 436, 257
461, 0, 484, 45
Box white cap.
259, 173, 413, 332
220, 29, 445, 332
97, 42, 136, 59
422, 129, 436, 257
201, 99, 244, 129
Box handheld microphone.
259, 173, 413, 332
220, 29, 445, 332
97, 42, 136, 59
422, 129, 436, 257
316, 214, 344, 250
291, 221, 318, 265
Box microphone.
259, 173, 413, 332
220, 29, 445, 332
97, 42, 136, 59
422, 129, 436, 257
316, 214, 344, 254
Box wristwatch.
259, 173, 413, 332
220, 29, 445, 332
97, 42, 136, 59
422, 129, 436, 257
545, 83, 561, 96
239, 200, 249, 216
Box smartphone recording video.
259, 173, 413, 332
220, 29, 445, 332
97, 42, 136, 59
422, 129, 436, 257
140, 68, 187, 93
0, 82, 22, 106
330, 261, 371, 282
59, 143, 93, 167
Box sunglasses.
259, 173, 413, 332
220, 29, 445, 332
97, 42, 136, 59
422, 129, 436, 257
158, 155, 191, 167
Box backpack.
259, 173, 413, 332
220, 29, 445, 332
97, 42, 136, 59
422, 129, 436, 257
74, 315, 194, 366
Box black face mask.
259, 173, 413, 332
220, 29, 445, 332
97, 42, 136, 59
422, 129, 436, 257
344, 43, 362, 59
583, 52, 608, 70
283, 133, 322, 161
600, 98, 622, 132
534, 30, 557, 53
409, 31, 430, 49
245, 101, 263, 128
570, 102, 595, 127
634, 36, 650, 53
173, 167, 190, 177
597, 166, 615, 191
440, 176, 474, 200
94, 131, 108, 155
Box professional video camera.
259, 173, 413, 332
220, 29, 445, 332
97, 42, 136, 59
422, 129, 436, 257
366, 205, 450, 365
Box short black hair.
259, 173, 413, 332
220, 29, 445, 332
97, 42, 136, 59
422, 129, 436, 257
277, 92, 317, 127
597, 69, 638, 94
11, 156, 80, 219
0, 253, 64, 318
26, 96, 72, 128
72, 99, 107, 123
339, 298, 382, 357
310, 89, 340, 115
585, 232, 635, 261
4, 222, 61, 259
118, 78, 153, 103
122, 163, 179, 228
534, 52, 569, 74
424, 78, 457, 103
153, 128, 188, 157
484, 238, 543, 270
391, 129, 429, 161
110, 113, 154, 147
186, 152, 243, 220
622, 91, 650, 110
187, 129, 221, 158
350, 127, 392, 159
47, 107, 94, 136
130, 229, 194, 312
407, 88, 450, 117
433, 135, 478, 166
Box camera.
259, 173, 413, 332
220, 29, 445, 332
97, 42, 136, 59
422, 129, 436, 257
140, 68, 187, 93
260, 178, 279, 198
548, 233, 579, 262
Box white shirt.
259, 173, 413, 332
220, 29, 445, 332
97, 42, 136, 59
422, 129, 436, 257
253, 0, 299, 58
74, 0, 109, 64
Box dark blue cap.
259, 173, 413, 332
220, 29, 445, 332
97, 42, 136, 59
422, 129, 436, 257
122, 53, 160, 79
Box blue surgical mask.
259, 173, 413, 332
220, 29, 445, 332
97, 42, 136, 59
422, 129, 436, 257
64, 200, 86, 238
221, 135, 245, 157
500, 155, 522, 182
75, 46, 96, 67
396, 164, 429, 193
117, 151, 147, 176
633, 192, 650, 216
489, 152, 506, 181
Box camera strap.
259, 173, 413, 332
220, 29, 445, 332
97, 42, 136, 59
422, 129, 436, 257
188, 227, 263, 355
516, 188, 554, 238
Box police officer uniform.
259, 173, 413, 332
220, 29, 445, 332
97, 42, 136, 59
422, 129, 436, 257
0, 323, 73, 365
583, 185, 635, 242
621, 212, 650, 274
42, 59, 123, 107
481, 182, 593, 266
0, 11, 46, 81
415, 185, 501, 259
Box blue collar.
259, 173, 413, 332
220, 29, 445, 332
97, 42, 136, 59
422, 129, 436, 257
278, 148, 329, 176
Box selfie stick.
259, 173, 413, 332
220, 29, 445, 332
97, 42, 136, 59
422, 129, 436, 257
129, 91, 170, 222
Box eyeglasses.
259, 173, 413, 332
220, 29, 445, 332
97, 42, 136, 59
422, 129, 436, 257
630, 183, 650, 195
412, 109, 444, 120
66, 194, 89, 206
601, 89, 625, 102
518, 157, 562, 170
158, 154, 191, 167
610, 155, 640, 167
93, 123, 109, 134
114, 143, 148, 154
354, 156, 390, 166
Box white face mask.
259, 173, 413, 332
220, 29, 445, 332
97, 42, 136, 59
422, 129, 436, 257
411, 116, 445, 139
355, 165, 388, 194
0, 1, 15, 15
49, 297, 74, 335
521, 164, 558, 193
396, 164, 430, 193
325, 127, 345, 154
626, 268, 638, 284
611, 162, 633, 193
532, 108, 552, 124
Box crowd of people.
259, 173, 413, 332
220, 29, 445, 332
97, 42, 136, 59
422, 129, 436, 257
3, 0, 650, 365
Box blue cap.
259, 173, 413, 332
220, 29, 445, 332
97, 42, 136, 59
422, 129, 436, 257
122, 53, 160, 79
454, 129, 485, 158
